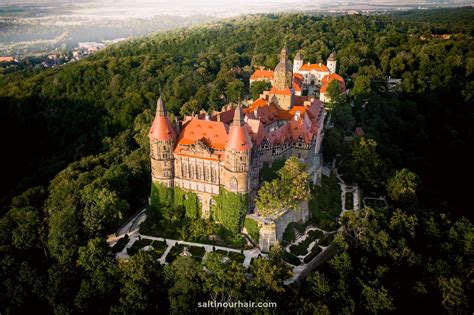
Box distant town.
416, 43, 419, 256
0, 39, 129, 73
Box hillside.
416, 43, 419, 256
0, 10, 473, 314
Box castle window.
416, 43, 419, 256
204, 166, 209, 181
212, 168, 217, 183
210, 199, 217, 208
198, 165, 203, 180
190, 165, 195, 179
230, 177, 238, 192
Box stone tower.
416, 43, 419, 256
327, 51, 337, 74
148, 96, 177, 188
274, 46, 293, 90
223, 104, 252, 194
293, 51, 303, 73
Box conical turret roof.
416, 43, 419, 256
149, 96, 177, 141
226, 104, 252, 151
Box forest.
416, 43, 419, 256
0, 8, 473, 314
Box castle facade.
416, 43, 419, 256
149, 47, 329, 219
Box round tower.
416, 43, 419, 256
223, 104, 252, 194
274, 46, 293, 90
327, 51, 337, 74
293, 51, 303, 73
148, 96, 177, 188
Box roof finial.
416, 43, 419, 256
280, 44, 289, 61
156, 95, 166, 116
233, 103, 244, 127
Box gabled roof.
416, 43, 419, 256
250, 69, 274, 80
176, 118, 229, 150
246, 118, 267, 145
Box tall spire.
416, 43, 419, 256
233, 103, 244, 127
156, 95, 166, 116
280, 45, 289, 61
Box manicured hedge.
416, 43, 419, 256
303, 245, 322, 263
283, 251, 301, 266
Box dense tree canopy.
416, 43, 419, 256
0, 9, 473, 314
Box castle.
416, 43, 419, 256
250, 49, 345, 102
149, 47, 343, 248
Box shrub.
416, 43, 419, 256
283, 251, 301, 266
304, 245, 322, 263
319, 233, 335, 247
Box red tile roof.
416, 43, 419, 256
299, 63, 329, 72
250, 69, 274, 81
175, 118, 229, 150
269, 86, 292, 95
320, 73, 346, 93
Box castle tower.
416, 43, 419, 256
274, 46, 293, 90
293, 51, 303, 73
223, 104, 252, 194
148, 96, 177, 188
327, 51, 337, 74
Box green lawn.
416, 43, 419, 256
188, 246, 206, 258
289, 230, 324, 256
127, 238, 154, 256
165, 244, 187, 263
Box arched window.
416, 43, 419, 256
204, 166, 209, 181
211, 168, 217, 183
183, 163, 188, 178
230, 177, 238, 192
190, 165, 195, 179
197, 165, 202, 179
